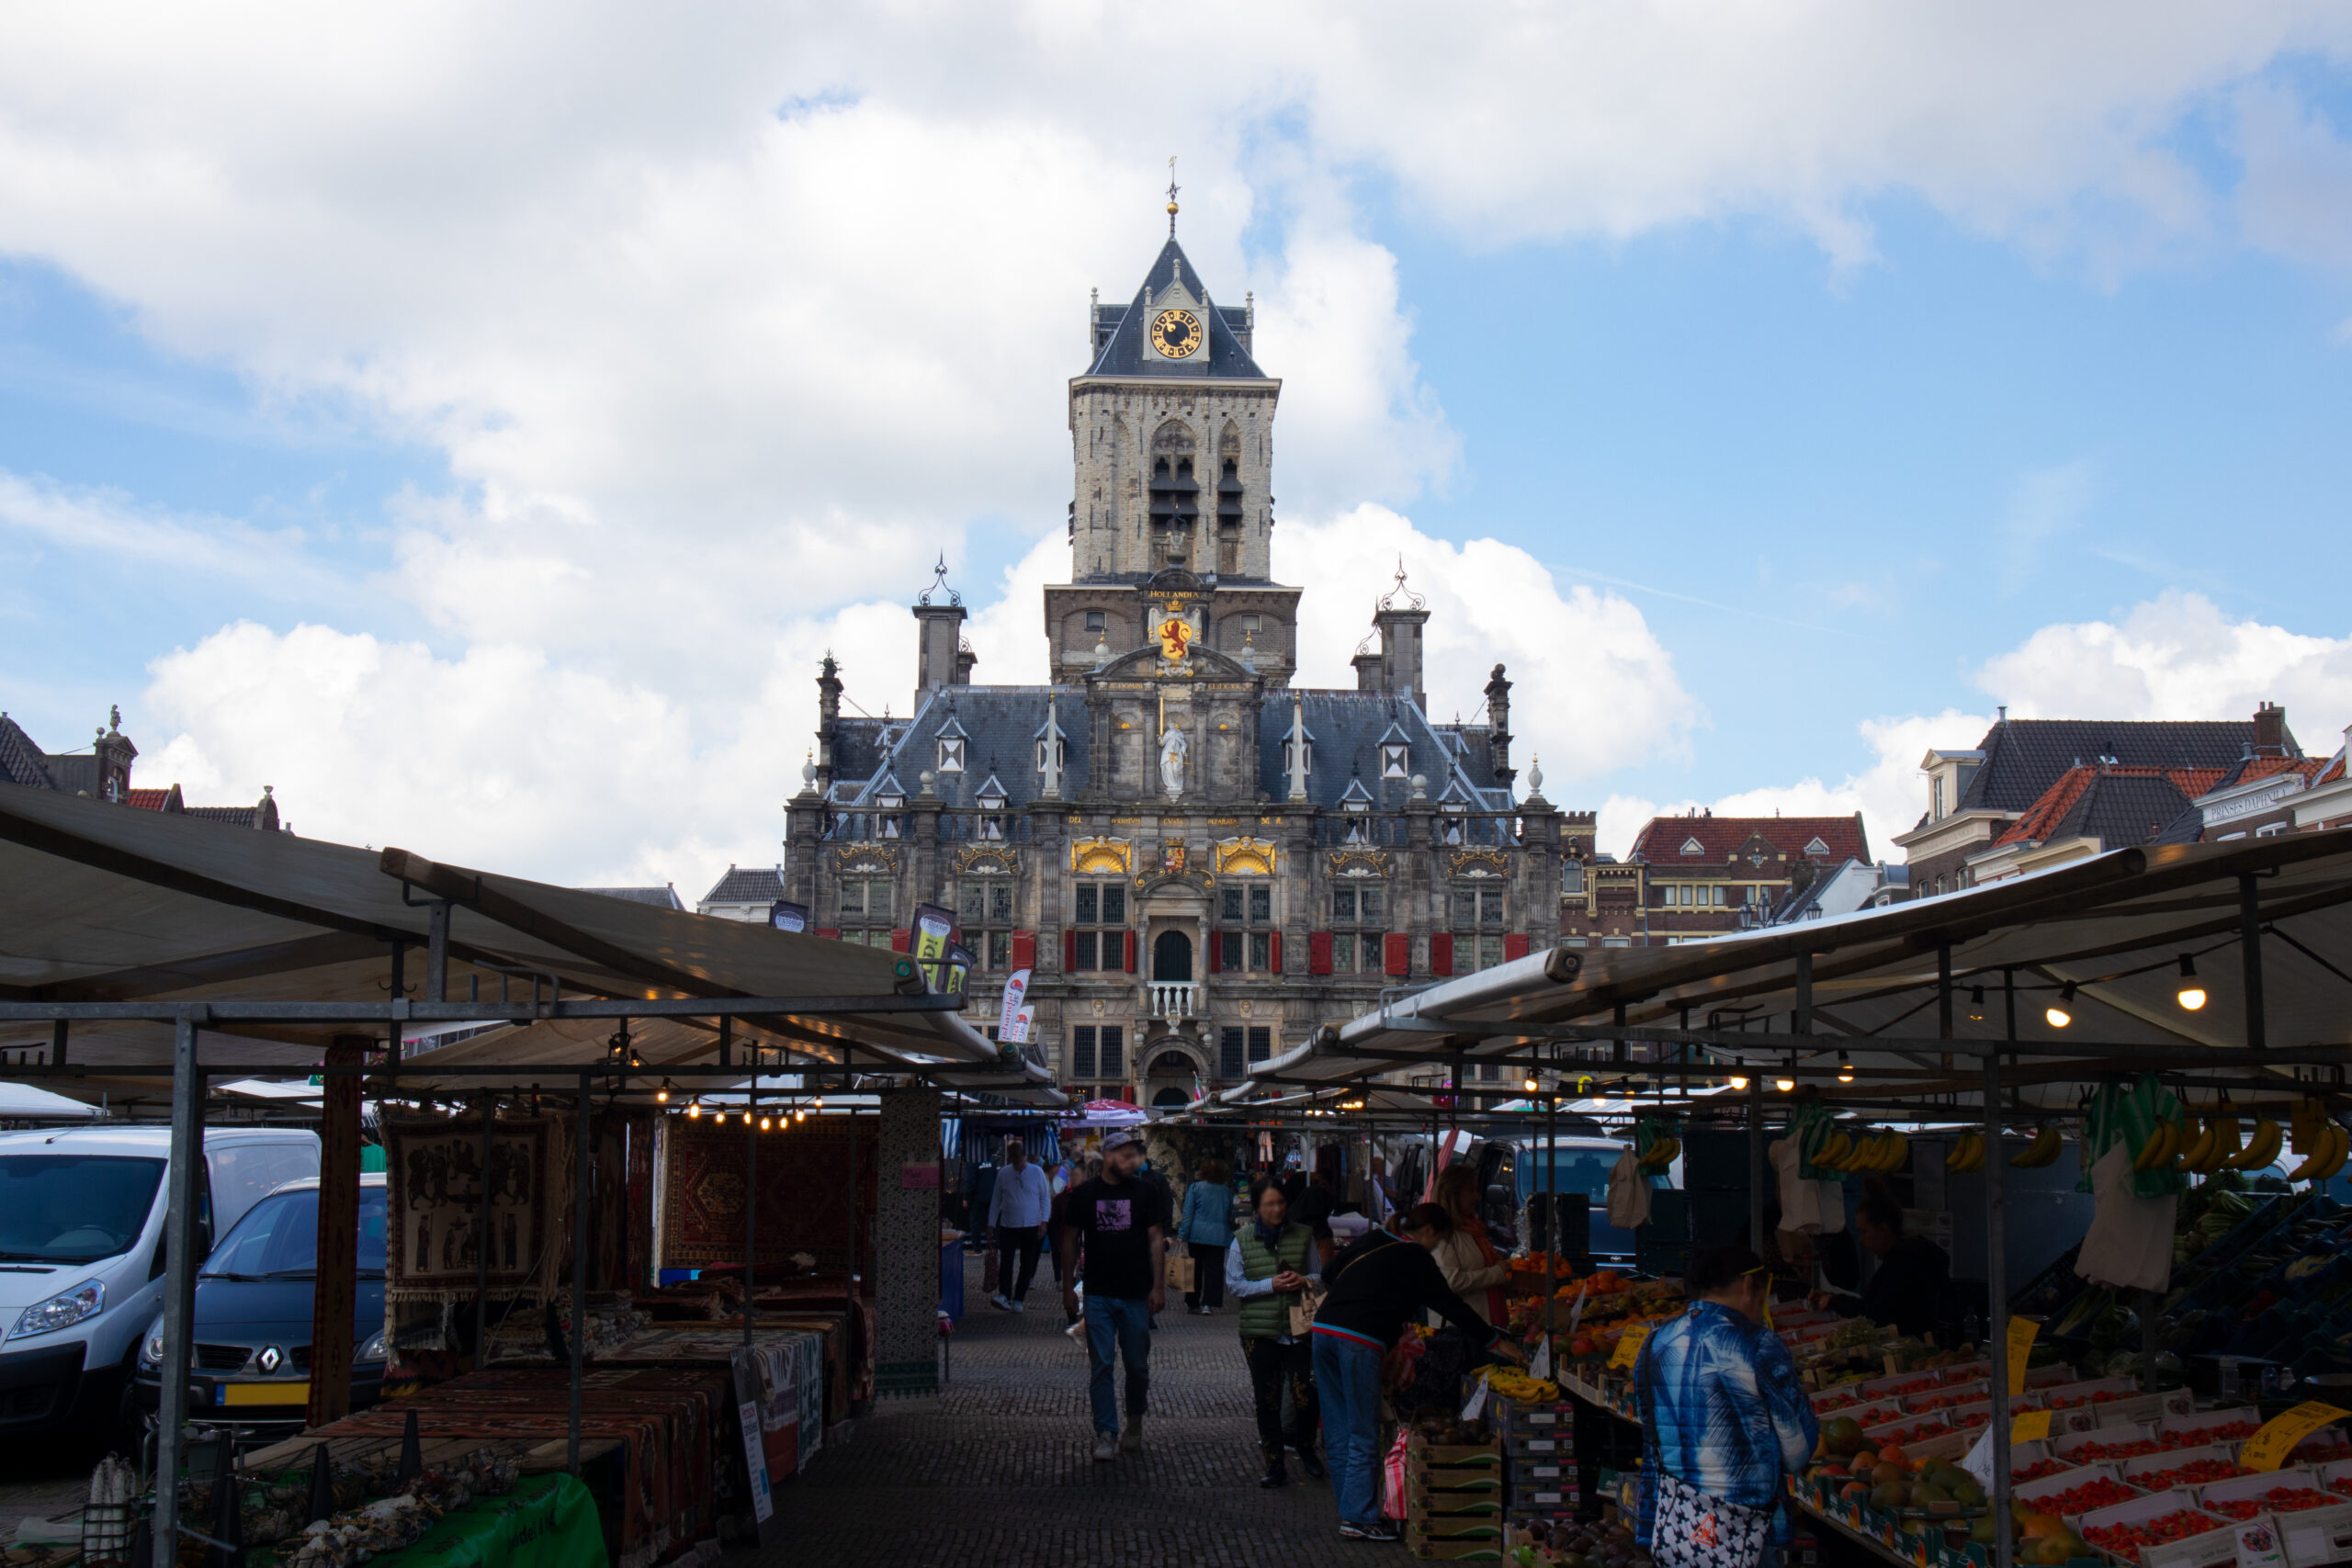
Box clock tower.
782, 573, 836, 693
1046, 205, 1298, 687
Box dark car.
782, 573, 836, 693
133, 1174, 388, 1429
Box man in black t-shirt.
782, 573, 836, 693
1057, 1130, 1170, 1461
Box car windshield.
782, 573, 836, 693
0, 1154, 167, 1264
202, 1186, 388, 1280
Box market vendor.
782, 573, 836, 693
1635, 1245, 1820, 1567
1810, 1190, 1951, 1340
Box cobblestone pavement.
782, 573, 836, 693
760, 1254, 1375, 1566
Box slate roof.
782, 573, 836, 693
183, 804, 270, 829
1954, 718, 2279, 815
577, 884, 685, 910
1990, 765, 2222, 852
700, 865, 786, 905
1627, 814, 1871, 865
0, 716, 55, 789
1083, 239, 1268, 380
827, 683, 1511, 812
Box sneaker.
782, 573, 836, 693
1340, 1520, 1400, 1541
1198, 1304, 1216, 1314
1091, 1434, 1118, 1462
1120, 1416, 1144, 1453
990, 1294, 1012, 1311
1007, 1300, 1026, 1313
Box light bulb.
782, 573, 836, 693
2047, 982, 2075, 1030
1524, 1077, 1540, 1093
2177, 953, 2205, 1010
761, 1115, 773, 1132
1968, 987, 1985, 1022
688, 1100, 701, 1119
796, 1108, 808, 1122
712, 1111, 725, 1125
1727, 1076, 1749, 1091
1775, 1076, 1796, 1093
1837, 1052, 1854, 1085
656, 1081, 671, 1103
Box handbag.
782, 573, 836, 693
1165, 1251, 1197, 1292
1287, 1280, 1327, 1337
1649, 1472, 1773, 1568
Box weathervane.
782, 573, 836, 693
1166, 155, 1180, 237
1377, 555, 1426, 612
917, 553, 960, 607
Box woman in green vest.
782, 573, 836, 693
1225, 1177, 1325, 1487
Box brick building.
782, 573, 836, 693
1, 706, 286, 830
1561, 811, 1871, 946
771, 220, 1578, 1107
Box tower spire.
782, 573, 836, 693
1166, 155, 1179, 237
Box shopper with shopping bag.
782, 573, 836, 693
1635, 1245, 1820, 1568
1226, 1175, 1324, 1487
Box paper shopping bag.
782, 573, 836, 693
1165, 1250, 1197, 1292
1288, 1281, 1328, 1337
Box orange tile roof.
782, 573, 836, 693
1992, 765, 2225, 848
125, 787, 174, 810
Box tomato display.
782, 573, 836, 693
2159, 1420, 2259, 1448
2013, 1460, 2073, 1484
2067, 1438, 2165, 1461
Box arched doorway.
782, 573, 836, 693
1152, 930, 1193, 982
1150, 1087, 1190, 1108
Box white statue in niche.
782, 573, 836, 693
1159, 725, 1187, 798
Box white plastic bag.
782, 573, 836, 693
1607, 1150, 1653, 1230
2077, 1142, 2177, 1292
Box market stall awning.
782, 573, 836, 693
1249, 830, 2352, 1108
0, 784, 1055, 1101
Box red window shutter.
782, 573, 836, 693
1270, 931, 1283, 973
1307, 931, 1333, 976
1384, 932, 1410, 976
1123, 931, 1137, 973
815, 927, 840, 942
1430, 932, 1454, 976
1064, 929, 1078, 972
889, 927, 910, 953
1503, 932, 1530, 963
1207, 932, 1221, 974
1012, 931, 1036, 971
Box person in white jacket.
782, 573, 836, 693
988, 1138, 1054, 1311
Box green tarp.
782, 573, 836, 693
381, 1473, 605, 1568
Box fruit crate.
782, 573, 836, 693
1509, 1457, 1574, 1488
1408, 1491, 1505, 1519
1494, 1395, 1577, 1434
2012, 1462, 2141, 1524
1504, 1427, 1571, 1459
2259, 1496, 2352, 1568
2152, 1406, 2264, 1448
2115, 1445, 2245, 1492
2188, 1468, 2336, 1523
2062, 1392, 2195, 1433
2075, 1491, 2235, 1568
1408, 1468, 1504, 1496
1408, 1435, 1504, 1471
1404, 1539, 1508, 1561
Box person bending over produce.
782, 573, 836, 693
1809, 1189, 1951, 1340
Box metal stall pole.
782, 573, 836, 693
569, 1072, 592, 1474
2239, 874, 2267, 1051
154, 1010, 206, 1560
1748, 1074, 1765, 1253
1984, 1045, 2012, 1568
745, 1058, 758, 1348
1544, 1051, 1558, 1349
474, 1092, 496, 1366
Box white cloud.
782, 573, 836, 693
1974, 590, 2352, 728
1275, 505, 1699, 782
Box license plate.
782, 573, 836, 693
221, 1382, 307, 1406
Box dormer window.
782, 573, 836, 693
1381, 743, 1408, 779
1680, 836, 1704, 855
877, 791, 904, 809
937, 738, 966, 773
1284, 739, 1313, 777
1085, 610, 1105, 632
1803, 836, 1831, 857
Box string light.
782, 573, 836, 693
1968, 987, 1985, 1022
687, 1098, 702, 1119
1837, 1051, 1854, 1085
1727, 1076, 1749, 1091
760, 1115, 773, 1132
711, 1110, 725, 1125
2046, 982, 2076, 1030
2177, 954, 2207, 1011
656, 1080, 672, 1103
1774, 1075, 1796, 1093
1523, 1075, 1540, 1093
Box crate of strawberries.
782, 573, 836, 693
2191, 1472, 2341, 1521
2015, 1472, 2143, 1524
2075, 1494, 2235, 1568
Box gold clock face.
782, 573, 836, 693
1152, 308, 1204, 358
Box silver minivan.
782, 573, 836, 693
0, 1125, 319, 1438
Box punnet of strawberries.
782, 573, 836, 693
2070, 1438, 2165, 1461
2205, 1488, 2339, 1520
2132, 1459, 2244, 1488
2084, 1510, 2227, 1554
2050, 1390, 2125, 1409
2329, 1478, 2352, 1500
2014, 1460, 2072, 1483
2159, 1420, 2260, 1448
2037, 1477, 2141, 1515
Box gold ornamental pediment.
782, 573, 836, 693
1449, 847, 1511, 879
1212, 837, 1278, 876
951, 845, 1019, 876
834, 844, 900, 875
1327, 848, 1391, 879
1069, 836, 1133, 874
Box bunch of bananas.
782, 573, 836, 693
1815, 1126, 1908, 1173
1636, 1133, 1680, 1172
2131, 1118, 2187, 1173
1945, 1133, 1989, 1173
2009, 1125, 2064, 1168
2178, 1116, 2289, 1175
2288, 1102, 2351, 1182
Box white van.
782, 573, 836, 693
0, 1125, 319, 1438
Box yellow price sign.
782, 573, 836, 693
2241, 1402, 2348, 1472
2011, 1409, 2053, 1444
2006, 1317, 2040, 1396
1610, 1325, 1651, 1371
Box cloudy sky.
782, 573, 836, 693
4, 3, 2350, 893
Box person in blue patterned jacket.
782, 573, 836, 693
1633, 1245, 1819, 1563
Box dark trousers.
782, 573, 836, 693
995, 1224, 1042, 1298
1242, 1334, 1318, 1458
1184, 1242, 1227, 1310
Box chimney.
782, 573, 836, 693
815, 654, 843, 794
1351, 641, 1382, 693
93, 705, 137, 804
1484, 663, 1515, 788
1371, 559, 1429, 706
2252, 701, 2287, 759
911, 558, 968, 710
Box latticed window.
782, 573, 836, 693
1330, 885, 1386, 975
1071, 1024, 1125, 1081
1070, 882, 1127, 971
1216, 883, 1274, 972
839, 878, 893, 944
959, 877, 1013, 970
1453, 886, 1507, 973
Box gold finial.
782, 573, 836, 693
1166, 155, 1179, 236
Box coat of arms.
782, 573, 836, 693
1161, 842, 1187, 874
1155, 615, 1193, 661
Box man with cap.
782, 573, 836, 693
1057, 1128, 1171, 1461
987, 1136, 1052, 1311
